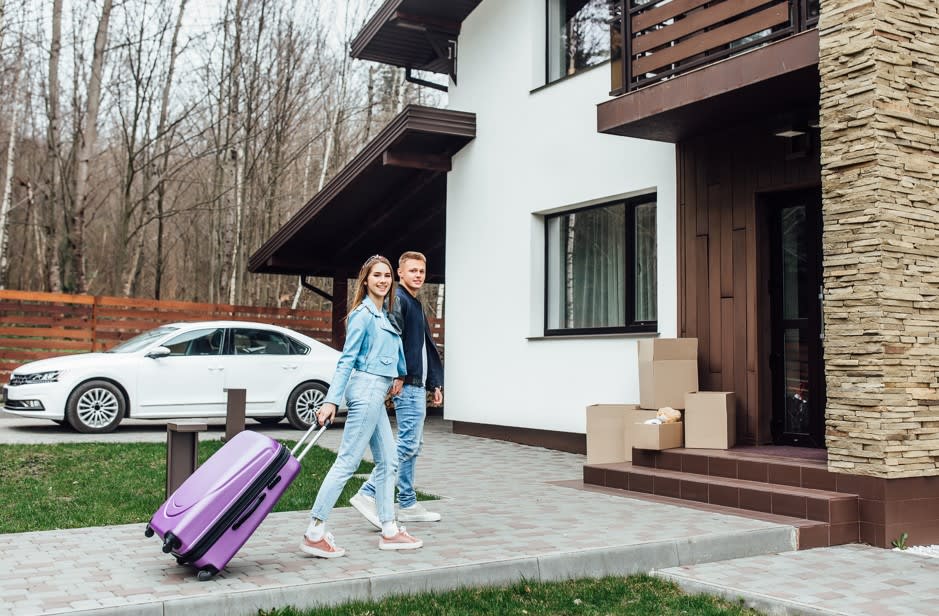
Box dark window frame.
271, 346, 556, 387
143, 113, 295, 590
543, 195, 658, 336
545, 0, 614, 85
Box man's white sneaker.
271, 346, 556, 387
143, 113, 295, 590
350, 493, 381, 529
397, 502, 441, 522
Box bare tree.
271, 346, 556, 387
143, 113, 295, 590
68, 0, 114, 293
151, 0, 189, 299
0, 42, 21, 289
0, 0, 438, 306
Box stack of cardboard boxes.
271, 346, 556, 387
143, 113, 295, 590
632, 338, 698, 450
585, 338, 738, 464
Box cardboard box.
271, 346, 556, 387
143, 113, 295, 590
638, 338, 699, 409
684, 392, 736, 449
626, 409, 659, 457
586, 404, 639, 464
633, 421, 684, 451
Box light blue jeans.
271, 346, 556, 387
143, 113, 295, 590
359, 383, 425, 509
310, 371, 397, 524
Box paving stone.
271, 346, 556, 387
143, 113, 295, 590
0, 416, 809, 615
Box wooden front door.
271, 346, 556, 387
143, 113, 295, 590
766, 188, 825, 447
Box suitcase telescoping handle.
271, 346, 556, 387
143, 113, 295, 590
290, 419, 330, 462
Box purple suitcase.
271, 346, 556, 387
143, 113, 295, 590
146, 423, 327, 580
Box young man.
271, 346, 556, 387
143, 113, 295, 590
350, 251, 444, 526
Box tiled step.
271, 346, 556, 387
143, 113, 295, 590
631, 448, 843, 492
584, 462, 860, 548
576, 478, 834, 550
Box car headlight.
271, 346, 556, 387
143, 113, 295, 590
23, 371, 61, 384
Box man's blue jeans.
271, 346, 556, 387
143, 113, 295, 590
359, 383, 425, 509
310, 371, 397, 524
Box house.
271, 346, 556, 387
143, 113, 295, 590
250, 0, 939, 548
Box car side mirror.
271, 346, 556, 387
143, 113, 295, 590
146, 346, 171, 359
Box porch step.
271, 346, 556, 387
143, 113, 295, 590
583, 462, 860, 548
631, 447, 842, 492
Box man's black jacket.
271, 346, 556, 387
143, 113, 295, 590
388, 289, 443, 390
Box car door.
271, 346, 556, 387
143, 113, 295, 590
222, 327, 299, 414
135, 327, 227, 416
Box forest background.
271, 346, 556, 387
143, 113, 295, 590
0, 0, 445, 313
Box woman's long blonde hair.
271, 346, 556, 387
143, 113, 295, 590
347, 255, 396, 322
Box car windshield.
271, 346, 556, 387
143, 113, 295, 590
105, 325, 181, 353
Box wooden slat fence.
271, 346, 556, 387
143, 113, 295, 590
0, 291, 444, 381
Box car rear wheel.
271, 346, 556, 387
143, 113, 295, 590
66, 380, 125, 433
286, 381, 327, 430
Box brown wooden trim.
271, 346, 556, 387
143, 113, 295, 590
597, 30, 819, 141
452, 421, 586, 455
350, 0, 481, 72
633, 3, 790, 75
247, 106, 475, 275
382, 151, 452, 172
633, 0, 712, 32
392, 11, 461, 34
633, 0, 778, 55
350, 0, 403, 59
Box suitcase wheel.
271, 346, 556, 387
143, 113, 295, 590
162, 532, 181, 554
197, 566, 218, 582
144, 525, 154, 538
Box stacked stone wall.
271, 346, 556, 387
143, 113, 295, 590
820, 0, 939, 476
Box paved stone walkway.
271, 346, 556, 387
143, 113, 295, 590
0, 416, 794, 616
658, 544, 939, 616
4, 415, 937, 616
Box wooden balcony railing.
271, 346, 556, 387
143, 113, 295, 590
610, 0, 819, 95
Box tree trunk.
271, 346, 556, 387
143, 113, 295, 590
153, 0, 189, 299
0, 80, 19, 289
44, 0, 63, 293
70, 0, 114, 293
21, 180, 46, 287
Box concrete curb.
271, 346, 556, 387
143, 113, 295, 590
61, 526, 796, 616
655, 572, 856, 616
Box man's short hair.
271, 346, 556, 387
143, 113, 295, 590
399, 251, 426, 266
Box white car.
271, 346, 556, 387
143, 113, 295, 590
1, 321, 340, 433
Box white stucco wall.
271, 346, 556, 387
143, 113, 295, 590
442, 0, 677, 434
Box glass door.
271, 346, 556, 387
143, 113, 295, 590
768, 189, 825, 447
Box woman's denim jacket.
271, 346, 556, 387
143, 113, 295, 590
324, 299, 406, 406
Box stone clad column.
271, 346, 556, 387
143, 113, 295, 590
820, 0, 939, 477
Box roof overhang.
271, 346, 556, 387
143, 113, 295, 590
597, 29, 820, 143
350, 0, 483, 76
248, 106, 475, 283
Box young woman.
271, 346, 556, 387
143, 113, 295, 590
300, 255, 423, 558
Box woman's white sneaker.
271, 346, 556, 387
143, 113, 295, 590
379, 526, 423, 550
397, 502, 441, 522
299, 532, 346, 558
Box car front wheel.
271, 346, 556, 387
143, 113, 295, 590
286, 381, 327, 430
66, 380, 125, 433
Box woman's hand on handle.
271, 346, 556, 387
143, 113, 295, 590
316, 403, 337, 427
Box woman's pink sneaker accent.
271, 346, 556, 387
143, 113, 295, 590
299, 532, 346, 558
378, 527, 423, 551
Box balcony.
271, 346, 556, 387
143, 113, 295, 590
599, 0, 820, 141
611, 0, 818, 94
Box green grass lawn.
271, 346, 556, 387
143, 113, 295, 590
0, 439, 378, 533
259, 576, 762, 616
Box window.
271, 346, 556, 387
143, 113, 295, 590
547, 0, 613, 83
229, 328, 298, 355
163, 328, 223, 356
545, 197, 657, 334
